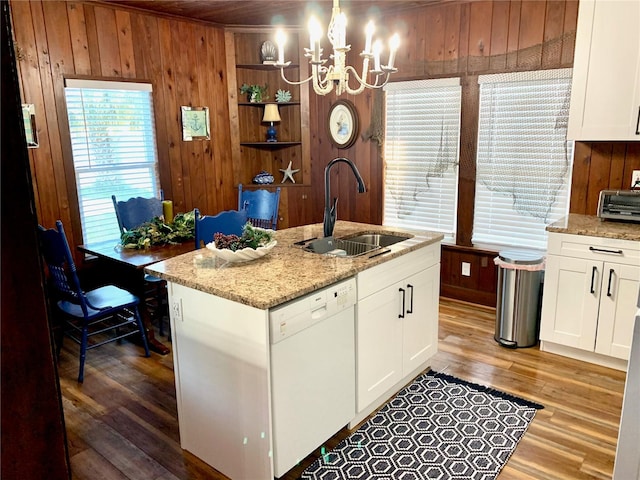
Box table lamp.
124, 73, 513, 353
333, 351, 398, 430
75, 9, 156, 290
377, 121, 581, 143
262, 104, 281, 142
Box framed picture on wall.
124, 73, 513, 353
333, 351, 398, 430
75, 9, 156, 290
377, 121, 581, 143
181, 106, 210, 141
22, 104, 38, 148
327, 99, 359, 149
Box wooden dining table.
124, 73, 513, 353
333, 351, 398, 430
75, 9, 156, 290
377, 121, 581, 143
78, 239, 195, 355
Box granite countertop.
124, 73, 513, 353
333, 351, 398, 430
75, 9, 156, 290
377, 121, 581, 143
145, 221, 443, 310
546, 214, 640, 241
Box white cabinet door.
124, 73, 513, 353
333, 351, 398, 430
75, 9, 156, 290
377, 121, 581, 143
402, 263, 439, 375
540, 255, 600, 351
567, 0, 640, 140
595, 263, 640, 360
356, 243, 441, 414
357, 263, 440, 413
356, 281, 404, 412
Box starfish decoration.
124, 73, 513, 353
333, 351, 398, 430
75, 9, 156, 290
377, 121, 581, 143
279, 161, 300, 184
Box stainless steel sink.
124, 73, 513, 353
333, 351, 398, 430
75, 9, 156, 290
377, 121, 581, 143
303, 237, 379, 257
302, 232, 413, 258
339, 232, 413, 248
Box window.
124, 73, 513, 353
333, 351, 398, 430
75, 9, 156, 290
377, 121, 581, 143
383, 78, 461, 243
472, 69, 574, 252
64, 79, 161, 245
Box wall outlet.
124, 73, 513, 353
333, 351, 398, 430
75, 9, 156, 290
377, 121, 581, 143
461, 262, 471, 277
632, 170, 640, 189
172, 301, 182, 322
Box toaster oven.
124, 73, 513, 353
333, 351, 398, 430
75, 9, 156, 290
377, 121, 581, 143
597, 190, 640, 223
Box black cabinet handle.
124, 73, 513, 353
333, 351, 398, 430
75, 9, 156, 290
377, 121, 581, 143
407, 284, 414, 314
589, 246, 623, 255
399, 288, 405, 318
607, 268, 614, 297
590, 266, 597, 294
636, 106, 640, 135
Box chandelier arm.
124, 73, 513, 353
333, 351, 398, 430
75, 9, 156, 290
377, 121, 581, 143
279, 67, 313, 86
367, 72, 393, 89
312, 63, 334, 95
343, 65, 392, 93
344, 57, 370, 95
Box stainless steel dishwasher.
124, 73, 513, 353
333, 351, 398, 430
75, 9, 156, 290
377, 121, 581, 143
269, 277, 356, 478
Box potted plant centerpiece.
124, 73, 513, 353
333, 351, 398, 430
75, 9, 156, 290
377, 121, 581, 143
240, 83, 268, 103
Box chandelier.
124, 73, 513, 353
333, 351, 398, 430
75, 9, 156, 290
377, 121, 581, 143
274, 0, 400, 96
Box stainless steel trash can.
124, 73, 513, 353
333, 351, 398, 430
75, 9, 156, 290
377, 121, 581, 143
495, 250, 545, 348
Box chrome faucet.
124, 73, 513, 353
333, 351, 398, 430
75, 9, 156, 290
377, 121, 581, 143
323, 157, 366, 238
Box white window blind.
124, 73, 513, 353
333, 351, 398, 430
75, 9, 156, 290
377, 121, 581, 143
472, 69, 574, 252
64, 79, 161, 245
383, 78, 461, 243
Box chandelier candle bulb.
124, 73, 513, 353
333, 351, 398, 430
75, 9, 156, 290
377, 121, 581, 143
276, 30, 286, 65
336, 13, 347, 49
308, 18, 316, 51
373, 40, 383, 72
387, 34, 400, 70
309, 17, 322, 62
364, 21, 375, 55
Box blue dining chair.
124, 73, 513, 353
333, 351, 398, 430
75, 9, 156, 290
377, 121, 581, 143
38, 220, 150, 383
194, 208, 248, 249
112, 194, 172, 337
112, 194, 163, 233
238, 184, 281, 230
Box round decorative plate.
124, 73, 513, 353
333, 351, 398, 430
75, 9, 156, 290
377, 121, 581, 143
206, 240, 277, 263
327, 99, 359, 149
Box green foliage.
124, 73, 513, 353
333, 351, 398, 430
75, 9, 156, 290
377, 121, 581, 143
275, 89, 292, 103
120, 210, 195, 249
239, 83, 269, 102
213, 223, 274, 251
239, 222, 274, 249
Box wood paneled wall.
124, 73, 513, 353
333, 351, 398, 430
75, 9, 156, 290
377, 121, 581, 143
11, 0, 640, 304
306, 0, 639, 306
571, 142, 640, 214
11, 0, 235, 263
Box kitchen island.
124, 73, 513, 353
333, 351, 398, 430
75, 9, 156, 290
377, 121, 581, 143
146, 221, 443, 480
147, 220, 442, 309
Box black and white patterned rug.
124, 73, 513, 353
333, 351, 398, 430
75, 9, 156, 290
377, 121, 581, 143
300, 370, 543, 480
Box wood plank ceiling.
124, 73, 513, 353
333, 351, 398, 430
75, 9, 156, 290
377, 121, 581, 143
97, 0, 442, 26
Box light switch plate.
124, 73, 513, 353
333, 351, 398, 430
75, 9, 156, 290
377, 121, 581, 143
462, 262, 471, 277
632, 170, 640, 189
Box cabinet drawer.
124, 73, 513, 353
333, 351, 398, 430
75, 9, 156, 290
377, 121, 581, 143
357, 244, 440, 300
547, 233, 640, 266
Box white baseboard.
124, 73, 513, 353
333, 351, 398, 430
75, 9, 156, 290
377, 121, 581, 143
540, 341, 628, 372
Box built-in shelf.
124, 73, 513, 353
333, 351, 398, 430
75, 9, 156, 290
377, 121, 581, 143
238, 102, 301, 107
242, 183, 310, 188
236, 63, 300, 70
240, 142, 301, 148
228, 28, 310, 194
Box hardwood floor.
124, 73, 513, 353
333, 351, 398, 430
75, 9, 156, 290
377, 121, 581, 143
59, 298, 626, 480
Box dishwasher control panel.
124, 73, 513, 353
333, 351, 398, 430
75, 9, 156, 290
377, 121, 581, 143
269, 278, 356, 344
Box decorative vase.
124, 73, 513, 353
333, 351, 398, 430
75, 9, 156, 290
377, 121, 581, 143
253, 171, 274, 184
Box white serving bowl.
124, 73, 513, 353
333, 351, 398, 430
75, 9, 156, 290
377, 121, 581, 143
206, 240, 277, 263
